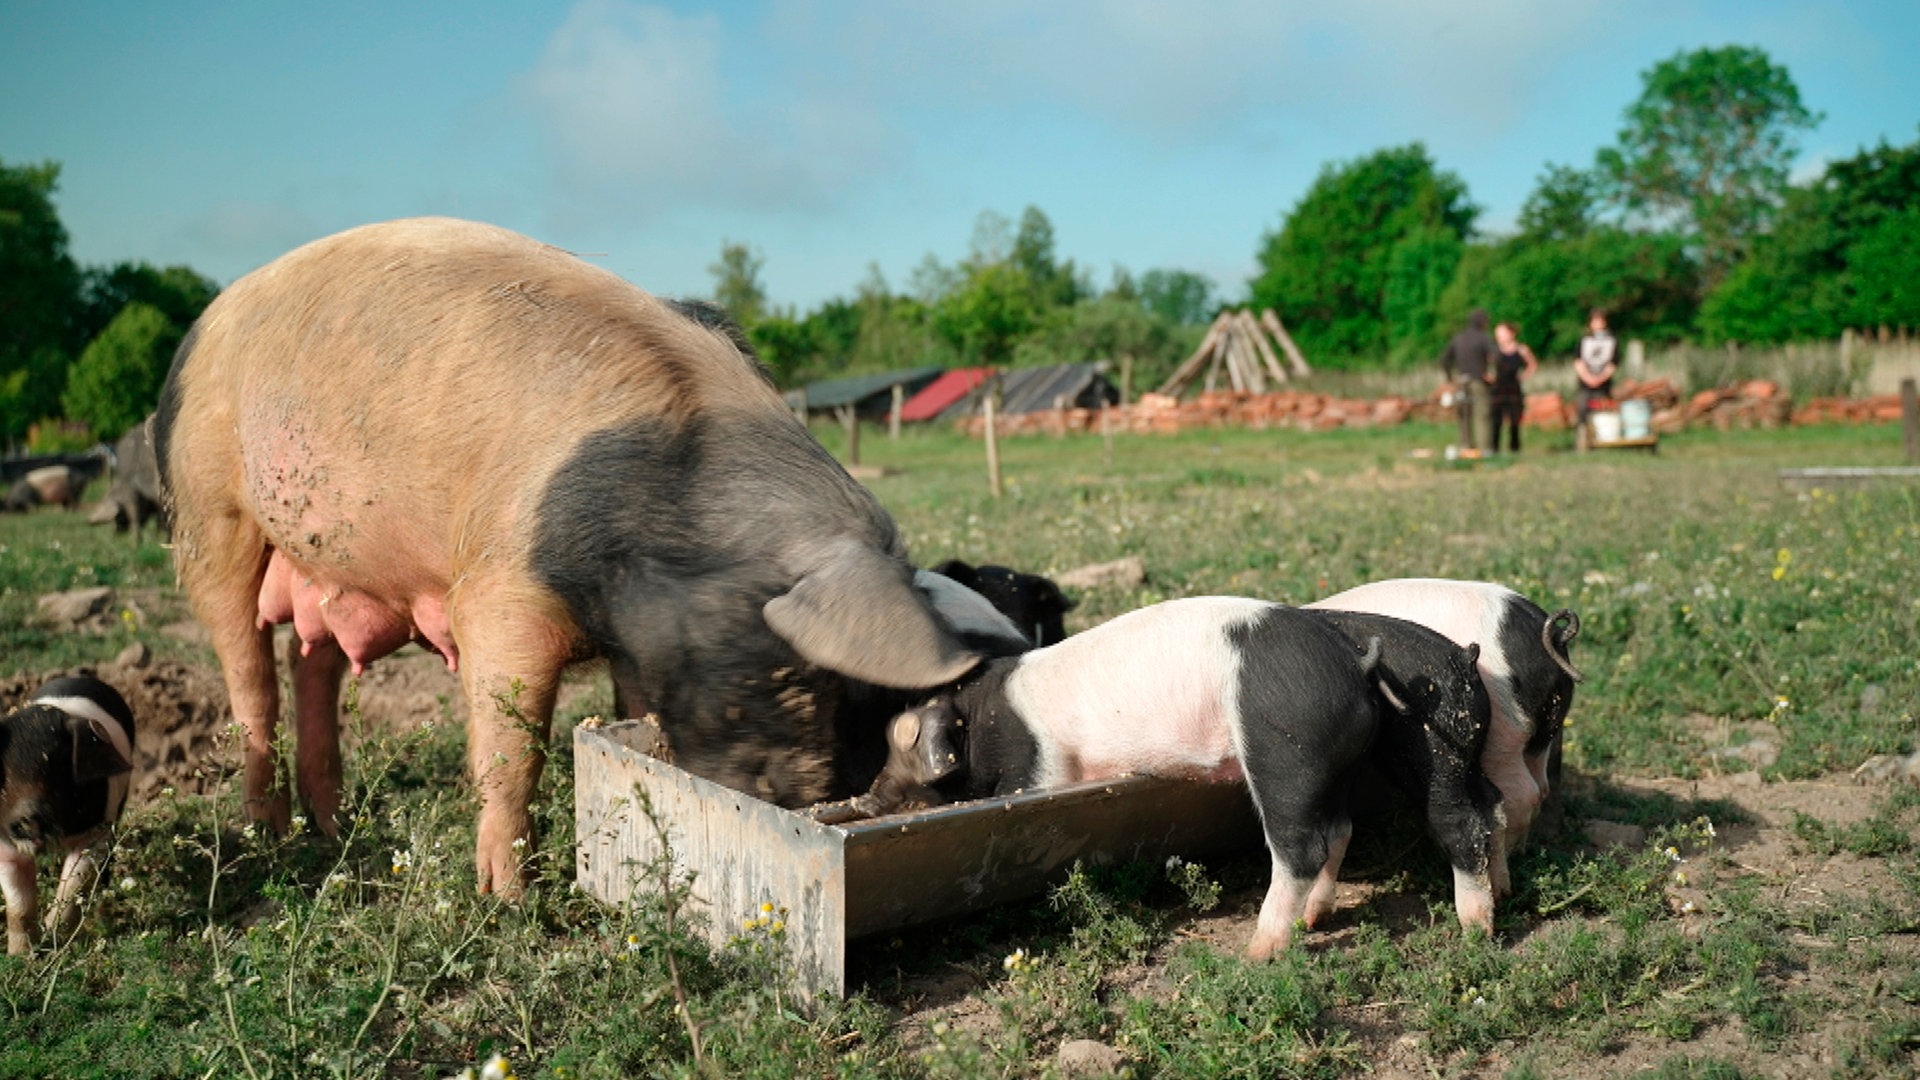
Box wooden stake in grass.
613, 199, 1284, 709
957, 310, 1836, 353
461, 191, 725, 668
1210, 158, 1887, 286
889, 383, 904, 441
839, 404, 860, 467
1902, 377, 1918, 464
984, 393, 1003, 498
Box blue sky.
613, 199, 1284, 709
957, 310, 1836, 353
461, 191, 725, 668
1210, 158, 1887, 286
4, 1, 1917, 313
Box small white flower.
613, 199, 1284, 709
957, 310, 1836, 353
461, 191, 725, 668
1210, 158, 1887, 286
510, 837, 528, 852
1703, 820, 1717, 838
391, 849, 414, 874
1165, 855, 1184, 871
1681, 900, 1697, 914
1664, 846, 1683, 862
480, 1054, 512, 1080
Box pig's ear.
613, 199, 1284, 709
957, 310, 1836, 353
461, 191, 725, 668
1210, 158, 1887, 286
889, 707, 963, 785
67, 715, 132, 782
1462, 642, 1482, 666
767, 541, 981, 689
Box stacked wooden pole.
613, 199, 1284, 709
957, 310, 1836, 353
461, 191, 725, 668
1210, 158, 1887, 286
1157, 309, 1312, 398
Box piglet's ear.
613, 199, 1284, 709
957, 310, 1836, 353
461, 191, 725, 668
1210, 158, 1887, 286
67, 715, 131, 782
767, 539, 982, 689
1462, 642, 1481, 665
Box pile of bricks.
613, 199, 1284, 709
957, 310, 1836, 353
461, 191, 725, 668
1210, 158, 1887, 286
953, 376, 1905, 439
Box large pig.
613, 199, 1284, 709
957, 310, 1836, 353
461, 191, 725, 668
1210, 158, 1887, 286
1308, 578, 1581, 896
870, 597, 1497, 957
155, 217, 983, 893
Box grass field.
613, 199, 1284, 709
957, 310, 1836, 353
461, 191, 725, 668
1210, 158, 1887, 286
2, 419, 1917, 1078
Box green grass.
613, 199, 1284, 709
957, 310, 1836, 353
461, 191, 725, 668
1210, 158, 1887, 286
4, 420, 1919, 1076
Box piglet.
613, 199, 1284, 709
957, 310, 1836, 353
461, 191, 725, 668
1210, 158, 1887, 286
874, 597, 1490, 958
1306, 609, 1501, 930
1, 676, 136, 954
1309, 578, 1581, 897
929, 559, 1074, 646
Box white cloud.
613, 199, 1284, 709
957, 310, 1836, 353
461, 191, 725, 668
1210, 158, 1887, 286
520, 0, 902, 222
776, 0, 1628, 145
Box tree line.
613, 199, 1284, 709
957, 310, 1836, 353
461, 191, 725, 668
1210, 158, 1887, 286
1, 162, 218, 451
721, 44, 1917, 384
5, 45, 1916, 451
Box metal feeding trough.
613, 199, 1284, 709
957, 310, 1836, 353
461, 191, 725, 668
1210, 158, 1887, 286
574, 720, 1262, 998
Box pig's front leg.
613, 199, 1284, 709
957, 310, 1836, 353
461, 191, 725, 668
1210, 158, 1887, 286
454, 588, 569, 897
289, 634, 349, 837
1, 851, 38, 956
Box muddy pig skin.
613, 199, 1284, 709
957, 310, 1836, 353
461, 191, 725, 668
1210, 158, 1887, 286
1304, 610, 1501, 921
154, 217, 981, 894
1, 676, 136, 955
1308, 578, 1581, 897
928, 559, 1073, 646
884, 597, 1494, 958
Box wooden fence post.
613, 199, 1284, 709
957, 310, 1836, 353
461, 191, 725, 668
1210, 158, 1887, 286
840, 405, 860, 467
984, 393, 1003, 499
1902, 378, 1918, 465
889, 384, 904, 441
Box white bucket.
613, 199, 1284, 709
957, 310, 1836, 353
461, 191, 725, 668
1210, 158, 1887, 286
1591, 410, 1624, 443
1620, 398, 1652, 439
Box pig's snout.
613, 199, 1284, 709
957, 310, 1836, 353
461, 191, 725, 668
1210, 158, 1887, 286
1452, 867, 1496, 936
5, 812, 53, 855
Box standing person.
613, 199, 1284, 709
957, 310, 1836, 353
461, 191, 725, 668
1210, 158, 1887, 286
1490, 322, 1540, 454
1439, 309, 1497, 451
1575, 309, 1617, 425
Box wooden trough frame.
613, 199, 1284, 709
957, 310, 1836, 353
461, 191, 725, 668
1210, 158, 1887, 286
575, 721, 1261, 999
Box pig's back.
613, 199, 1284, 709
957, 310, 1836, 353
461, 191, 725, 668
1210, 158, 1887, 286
1309, 579, 1521, 681
1003, 597, 1274, 784
164, 217, 787, 582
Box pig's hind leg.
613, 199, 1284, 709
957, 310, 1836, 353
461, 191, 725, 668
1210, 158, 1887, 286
177, 513, 288, 832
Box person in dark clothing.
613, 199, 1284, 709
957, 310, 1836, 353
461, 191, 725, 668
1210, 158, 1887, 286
1490, 321, 1540, 453
1440, 309, 1497, 451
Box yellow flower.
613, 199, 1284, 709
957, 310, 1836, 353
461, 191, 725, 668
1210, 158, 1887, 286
1771, 566, 1786, 581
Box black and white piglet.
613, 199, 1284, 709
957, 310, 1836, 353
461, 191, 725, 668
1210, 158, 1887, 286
872, 597, 1496, 958
929, 559, 1074, 646
1, 675, 136, 954
1309, 578, 1581, 897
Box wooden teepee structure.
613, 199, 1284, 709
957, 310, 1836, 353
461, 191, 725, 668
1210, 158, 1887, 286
1156, 309, 1311, 396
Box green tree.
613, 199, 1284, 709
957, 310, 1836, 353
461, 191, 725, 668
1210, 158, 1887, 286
1011, 294, 1188, 385
1438, 229, 1698, 358
77, 261, 219, 347
1698, 134, 1920, 342
0, 160, 85, 444
1012, 205, 1083, 309
1137, 269, 1215, 326
1382, 227, 1465, 366
1249, 143, 1477, 368
62, 302, 176, 440
1845, 208, 1920, 330
932, 262, 1039, 365
708, 240, 767, 325
1517, 164, 1601, 243
1596, 45, 1820, 289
